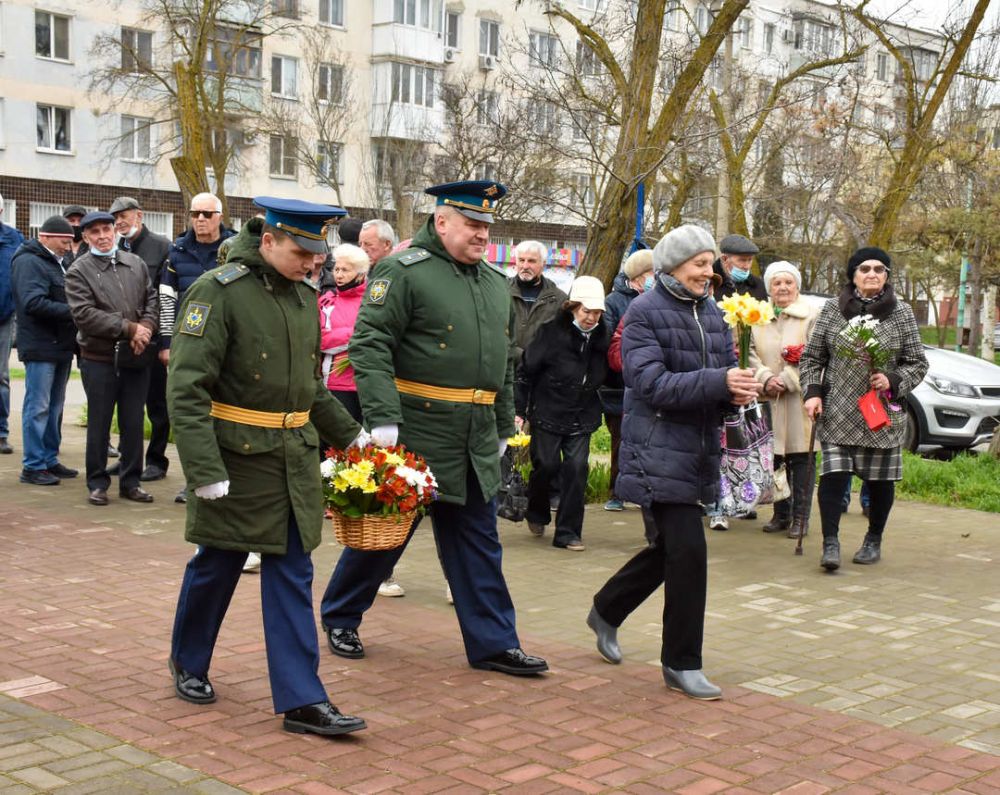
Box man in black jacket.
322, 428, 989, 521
110, 196, 173, 481
10, 216, 78, 485
712, 234, 768, 301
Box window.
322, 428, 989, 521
479, 19, 499, 57
529, 101, 558, 137
445, 11, 460, 48
762, 23, 775, 55
571, 111, 595, 141
575, 41, 603, 76
36, 104, 71, 152
120, 28, 152, 71
737, 17, 753, 49
875, 52, 889, 81
474, 162, 497, 181
273, 0, 299, 18
666, 3, 683, 31
475, 89, 498, 124
30, 202, 68, 236
271, 55, 298, 98
269, 134, 297, 177
319, 0, 343, 26
572, 173, 595, 206
529, 30, 558, 69
578, 0, 606, 10
694, 5, 711, 35
121, 115, 152, 161
793, 19, 833, 56
0, 99, 4, 150
992, 127, 1000, 151
317, 141, 342, 183
394, 0, 436, 29
35, 11, 70, 60
317, 63, 343, 104
390, 62, 436, 107
206, 26, 262, 78
908, 48, 937, 82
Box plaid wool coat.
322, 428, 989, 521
799, 285, 927, 449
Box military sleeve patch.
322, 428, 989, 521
398, 248, 430, 266
180, 302, 212, 336
368, 278, 391, 305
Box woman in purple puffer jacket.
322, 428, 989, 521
585, 225, 761, 702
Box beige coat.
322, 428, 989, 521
749, 297, 819, 455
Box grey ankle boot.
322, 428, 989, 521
586, 606, 622, 664
820, 537, 840, 571
852, 533, 882, 564
662, 666, 722, 700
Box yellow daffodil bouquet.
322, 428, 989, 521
719, 292, 774, 368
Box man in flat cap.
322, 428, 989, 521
319, 180, 549, 677
713, 233, 768, 301
61, 205, 89, 266
10, 216, 78, 484
166, 196, 367, 737
110, 196, 173, 482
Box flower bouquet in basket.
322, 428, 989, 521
321, 445, 437, 551
835, 314, 899, 431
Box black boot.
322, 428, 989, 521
762, 514, 791, 533
820, 537, 840, 571
852, 533, 881, 565
787, 517, 808, 539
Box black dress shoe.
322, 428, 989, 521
326, 627, 364, 659
0, 437, 13, 454
48, 463, 78, 479
121, 486, 154, 503
472, 648, 548, 676
106, 462, 121, 476
139, 465, 167, 482
20, 468, 60, 486
283, 702, 366, 736
107, 444, 120, 458
88, 488, 109, 506
175, 487, 188, 504
168, 658, 216, 704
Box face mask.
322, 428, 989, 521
123, 224, 140, 240
91, 241, 119, 258
730, 267, 750, 282
643, 275, 655, 292
572, 319, 594, 333
72, 227, 83, 243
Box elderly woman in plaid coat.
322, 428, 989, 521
799, 247, 927, 571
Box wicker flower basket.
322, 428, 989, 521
330, 510, 417, 551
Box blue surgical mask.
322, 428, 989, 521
91, 242, 119, 258
572, 319, 594, 334
643, 275, 655, 292
731, 267, 750, 282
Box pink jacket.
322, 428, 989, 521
318, 280, 366, 391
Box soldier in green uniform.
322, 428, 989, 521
320, 180, 548, 676
167, 197, 368, 736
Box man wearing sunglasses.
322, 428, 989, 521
159, 193, 236, 504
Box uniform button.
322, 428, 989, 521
447, 324, 454, 331
311, 353, 316, 359
261, 352, 268, 360
253, 373, 261, 381
424, 401, 431, 408
439, 343, 447, 349
243, 443, 251, 451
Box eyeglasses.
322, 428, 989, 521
189, 210, 220, 219
857, 265, 886, 274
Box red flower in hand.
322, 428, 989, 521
781, 344, 804, 364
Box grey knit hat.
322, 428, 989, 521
653, 225, 717, 274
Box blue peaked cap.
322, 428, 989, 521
253, 196, 348, 254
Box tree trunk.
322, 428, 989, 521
980, 283, 996, 360
171, 62, 211, 211
967, 239, 983, 354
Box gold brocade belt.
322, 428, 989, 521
394, 378, 497, 405
209, 401, 310, 429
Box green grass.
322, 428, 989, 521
898, 451, 1000, 513
589, 422, 611, 454
9, 367, 81, 380
919, 326, 1000, 365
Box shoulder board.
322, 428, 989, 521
398, 248, 431, 267
214, 263, 250, 285
301, 277, 319, 292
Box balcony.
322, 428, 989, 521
370, 102, 442, 141
204, 75, 264, 115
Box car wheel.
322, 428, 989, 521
903, 406, 920, 452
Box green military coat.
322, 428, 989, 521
350, 216, 516, 504
167, 219, 361, 554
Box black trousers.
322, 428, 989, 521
79, 360, 150, 492
818, 471, 895, 539
593, 503, 707, 670
526, 427, 590, 546
770, 452, 816, 524
145, 357, 170, 471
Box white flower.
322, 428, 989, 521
320, 459, 336, 478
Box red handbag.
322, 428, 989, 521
858, 389, 890, 431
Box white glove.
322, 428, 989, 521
349, 428, 371, 449
371, 424, 399, 447
498, 438, 508, 458
194, 480, 230, 500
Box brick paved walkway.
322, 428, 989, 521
1, 395, 998, 793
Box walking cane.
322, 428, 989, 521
795, 416, 818, 557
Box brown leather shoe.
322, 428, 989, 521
121, 486, 154, 503
88, 488, 109, 506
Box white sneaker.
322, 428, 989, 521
445, 583, 454, 605
242, 552, 262, 573
377, 576, 405, 597
708, 516, 729, 532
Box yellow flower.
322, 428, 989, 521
508, 432, 531, 447
342, 466, 372, 489
382, 452, 405, 466
360, 477, 378, 494
333, 475, 351, 492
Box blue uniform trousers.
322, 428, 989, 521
320, 467, 519, 664
171, 515, 328, 714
